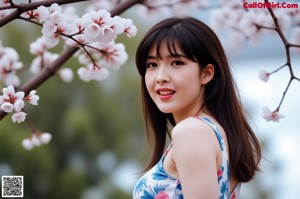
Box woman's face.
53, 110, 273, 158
145, 41, 206, 122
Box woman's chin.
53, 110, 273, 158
157, 107, 174, 114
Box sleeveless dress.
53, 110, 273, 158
133, 116, 241, 199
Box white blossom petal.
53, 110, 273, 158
3, 85, 15, 96
11, 111, 27, 123
13, 100, 25, 112
14, 91, 25, 100
1, 102, 13, 113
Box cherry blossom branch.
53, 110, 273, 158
0, 0, 89, 27
264, 0, 300, 112
18, 16, 43, 26
0, 0, 142, 121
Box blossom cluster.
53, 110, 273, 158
0, 43, 23, 87
0, 85, 39, 123
23, 3, 137, 82
208, 0, 300, 50
22, 132, 52, 151
207, 0, 300, 122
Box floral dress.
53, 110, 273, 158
133, 116, 241, 199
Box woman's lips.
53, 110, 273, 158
156, 88, 175, 100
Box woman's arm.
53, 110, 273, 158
172, 117, 221, 199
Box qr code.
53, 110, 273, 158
1, 176, 23, 198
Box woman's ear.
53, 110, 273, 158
200, 64, 214, 85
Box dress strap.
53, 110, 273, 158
194, 116, 225, 151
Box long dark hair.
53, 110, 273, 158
136, 17, 261, 182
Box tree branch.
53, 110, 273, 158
264, 0, 299, 112
0, 0, 89, 27
0, 0, 143, 120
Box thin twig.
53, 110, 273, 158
264, 0, 299, 112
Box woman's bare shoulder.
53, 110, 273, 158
171, 117, 217, 144
172, 117, 213, 136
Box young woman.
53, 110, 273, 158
133, 17, 261, 199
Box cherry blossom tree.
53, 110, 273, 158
0, 0, 299, 151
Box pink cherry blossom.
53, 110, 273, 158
49, 3, 62, 14
12, 111, 27, 123
0, 85, 25, 104
24, 90, 39, 105
58, 68, 74, 83
35, 6, 50, 22
110, 17, 126, 35
99, 42, 128, 70
0, 85, 40, 123
0, 45, 23, 86
84, 23, 106, 42
42, 20, 57, 37
239, 11, 257, 37
259, 69, 270, 82
77, 52, 91, 65
77, 64, 109, 82
30, 38, 52, 55
1, 73, 21, 87
114, 16, 137, 38
30, 51, 59, 74
262, 106, 284, 122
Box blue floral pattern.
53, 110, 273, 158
133, 116, 241, 199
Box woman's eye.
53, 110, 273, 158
146, 62, 157, 68
171, 60, 184, 66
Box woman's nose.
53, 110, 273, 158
156, 66, 170, 84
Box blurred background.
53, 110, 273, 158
0, 0, 299, 198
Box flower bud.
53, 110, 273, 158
39, 133, 52, 144
31, 135, 42, 147
22, 138, 34, 151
